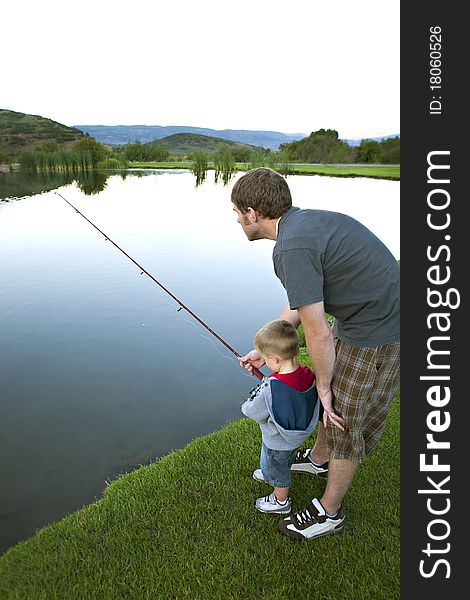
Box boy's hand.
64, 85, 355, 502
239, 350, 265, 374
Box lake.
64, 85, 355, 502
0, 169, 399, 553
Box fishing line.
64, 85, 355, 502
178, 312, 254, 379
139, 290, 237, 366
149, 291, 246, 371
146, 292, 253, 379
57, 192, 263, 380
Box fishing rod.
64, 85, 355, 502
56, 192, 264, 381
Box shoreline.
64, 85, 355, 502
1, 163, 400, 181
0, 396, 400, 596
129, 162, 400, 180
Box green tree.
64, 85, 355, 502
279, 129, 355, 164
376, 136, 400, 164
122, 140, 144, 161
72, 137, 109, 166
231, 146, 252, 162
152, 144, 170, 162
33, 140, 60, 153
356, 139, 380, 163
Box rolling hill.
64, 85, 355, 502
145, 133, 259, 155
74, 124, 399, 150
0, 109, 87, 160
73, 124, 306, 150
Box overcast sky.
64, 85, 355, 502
2, 0, 399, 139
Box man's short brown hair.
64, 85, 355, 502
254, 319, 299, 359
231, 168, 292, 219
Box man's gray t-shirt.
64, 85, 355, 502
273, 207, 400, 347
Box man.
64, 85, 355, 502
232, 167, 400, 541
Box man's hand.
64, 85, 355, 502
239, 350, 265, 374
317, 386, 347, 431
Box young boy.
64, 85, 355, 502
241, 319, 320, 514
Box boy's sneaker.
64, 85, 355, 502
278, 498, 345, 540
256, 492, 291, 515
252, 469, 267, 483
290, 448, 329, 478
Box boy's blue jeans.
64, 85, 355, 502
260, 442, 298, 488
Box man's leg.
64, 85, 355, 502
278, 456, 354, 539
280, 340, 400, 540
290, 423, 330, 477
309, 423, 329, 465
312, 423, 358, 515
319, 458, 358, 516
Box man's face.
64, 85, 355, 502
232, 203, 264, 241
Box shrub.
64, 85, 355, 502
95, 157, 129, 169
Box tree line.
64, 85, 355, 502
278, 129, 399, 164
17, 129, 399, 173
19, 138, 170, 172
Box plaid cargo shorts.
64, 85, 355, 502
326, 337, 400, 463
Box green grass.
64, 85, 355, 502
0, 390, 399, 599
129, 162, 400, 180
284, 164, 400, 180
131, 161, 193, 169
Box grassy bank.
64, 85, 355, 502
129, 162, 400, 180
130, 161, 193, 170
0, 391, 399, 599
285, 164, 400, 180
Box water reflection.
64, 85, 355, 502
0, 170, 75, 201
214, 168, 235, 186
190, 151, 208, 187
0, 168, 236, 201
0, 170, 116, 201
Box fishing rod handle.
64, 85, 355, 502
248, 365, 264, 380
237, 354, 264, 381
252, 367, 264, 381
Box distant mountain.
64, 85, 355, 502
73, 124, 306, 150
0, 109, 86, 160
341, 134, 400, 147
146, 133, 259, 155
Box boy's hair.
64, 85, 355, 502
231, 168, 292, 219
254, 319, 299, 360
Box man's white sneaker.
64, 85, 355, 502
290, 448, 329, 478
255, 492, 291, 514
278, 497, 345, 540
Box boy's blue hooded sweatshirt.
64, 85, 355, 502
241, 376, 320, 451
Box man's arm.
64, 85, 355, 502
278, 303, 301, 328
297, 302, 346, 431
